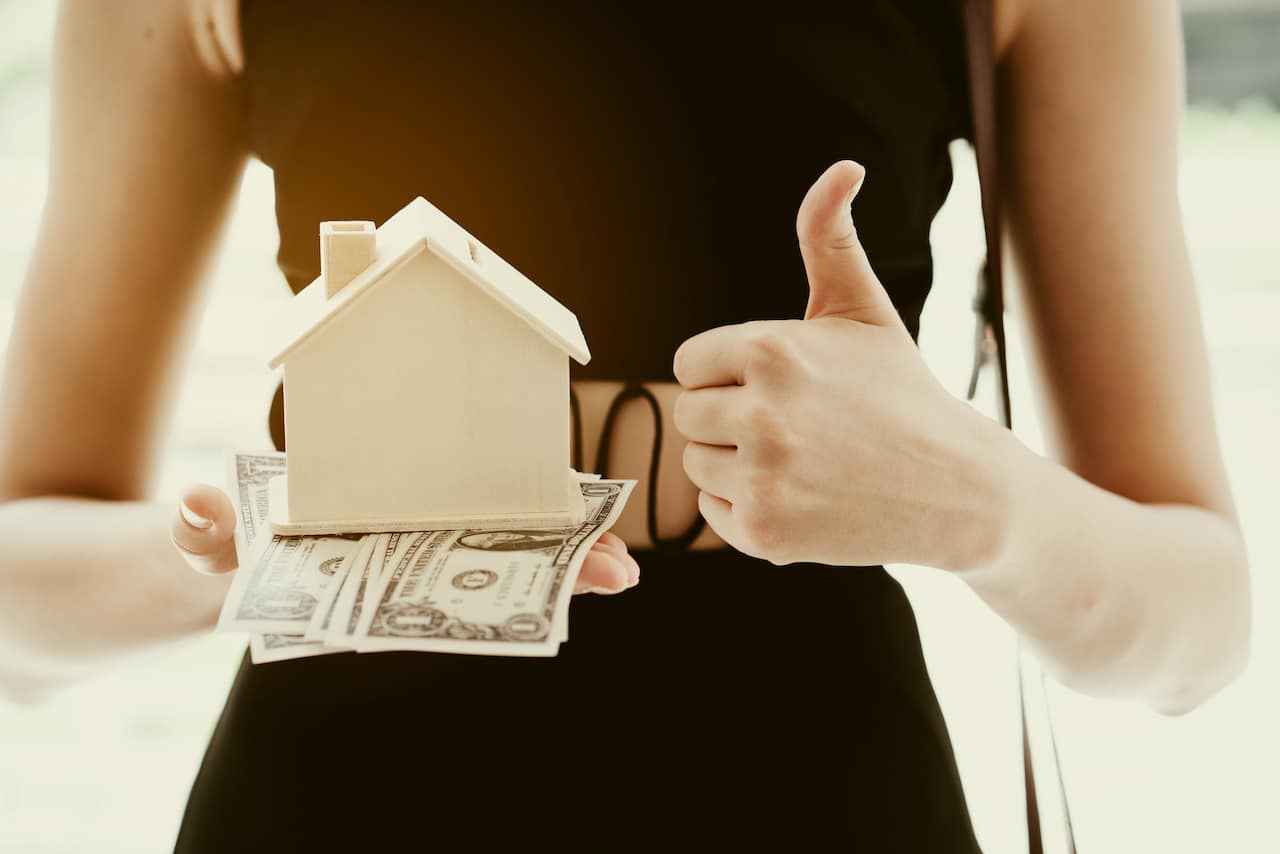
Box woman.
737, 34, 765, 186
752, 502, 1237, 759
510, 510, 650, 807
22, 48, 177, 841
0, 0, 1250, 850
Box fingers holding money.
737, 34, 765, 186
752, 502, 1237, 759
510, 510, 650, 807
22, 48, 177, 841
575, 531, 640, 595
172, 483, 238, 576
596, 532, 641, 587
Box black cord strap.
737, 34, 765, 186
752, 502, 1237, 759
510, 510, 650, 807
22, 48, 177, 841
593, 380, 705, 554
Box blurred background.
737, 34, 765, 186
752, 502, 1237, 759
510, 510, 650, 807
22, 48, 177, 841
0, 1, 1276, 852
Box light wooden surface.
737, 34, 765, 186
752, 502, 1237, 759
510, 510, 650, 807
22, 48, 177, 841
267, 470, 586, 535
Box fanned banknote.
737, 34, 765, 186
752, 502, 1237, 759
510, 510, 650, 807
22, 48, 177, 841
353, 481, 629, 656
217, 451, 634, 662
223, 452, 341, 661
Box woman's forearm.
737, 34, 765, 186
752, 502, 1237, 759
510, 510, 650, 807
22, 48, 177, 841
0, 496, 230, 700
956, 410, 1251, 715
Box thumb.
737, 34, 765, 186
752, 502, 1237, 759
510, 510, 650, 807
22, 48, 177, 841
171, 483, 239, 575
797, 160, 901, 329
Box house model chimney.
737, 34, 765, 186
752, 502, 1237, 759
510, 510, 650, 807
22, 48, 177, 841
320, 220, 376, 298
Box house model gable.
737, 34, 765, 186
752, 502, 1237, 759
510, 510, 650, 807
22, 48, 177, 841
267, 196, 591, 370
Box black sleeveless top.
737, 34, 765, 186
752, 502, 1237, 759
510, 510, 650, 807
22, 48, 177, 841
245, 0, 968, 378
176, 3, 984, 851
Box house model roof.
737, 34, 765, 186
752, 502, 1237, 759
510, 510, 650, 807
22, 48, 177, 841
267, 197, 591, 369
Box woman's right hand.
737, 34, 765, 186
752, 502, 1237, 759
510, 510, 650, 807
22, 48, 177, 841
171, 484, 239, 576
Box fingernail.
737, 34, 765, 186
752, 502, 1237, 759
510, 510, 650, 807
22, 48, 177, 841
181, 502, 213, 530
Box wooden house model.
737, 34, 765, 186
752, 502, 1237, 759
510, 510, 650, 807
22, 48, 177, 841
266, 196, 590, 536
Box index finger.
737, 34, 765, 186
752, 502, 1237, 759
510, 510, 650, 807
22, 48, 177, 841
673, 323, 755, 389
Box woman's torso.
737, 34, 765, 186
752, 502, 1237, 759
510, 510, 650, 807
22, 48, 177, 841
249, 0, 969, 550
176, 4, 984, 850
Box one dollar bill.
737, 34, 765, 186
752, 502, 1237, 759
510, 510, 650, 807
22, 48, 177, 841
216, 451, 634, 662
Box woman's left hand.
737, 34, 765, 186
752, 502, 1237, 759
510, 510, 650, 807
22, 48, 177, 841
672, 161, 1008, 571
575, 532, 642, 594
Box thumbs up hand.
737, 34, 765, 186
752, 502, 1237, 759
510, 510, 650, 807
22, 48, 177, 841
673, 161, 1007, 571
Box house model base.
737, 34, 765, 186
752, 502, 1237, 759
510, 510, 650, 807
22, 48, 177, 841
265, 469, 588, 536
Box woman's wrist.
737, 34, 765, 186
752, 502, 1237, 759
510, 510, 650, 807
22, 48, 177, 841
929, 396, 1028, 576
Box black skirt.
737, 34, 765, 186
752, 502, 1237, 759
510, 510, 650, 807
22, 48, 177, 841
175, 548, 981, 851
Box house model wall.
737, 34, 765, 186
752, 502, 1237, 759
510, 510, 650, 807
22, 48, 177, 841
266, 197, 591, 536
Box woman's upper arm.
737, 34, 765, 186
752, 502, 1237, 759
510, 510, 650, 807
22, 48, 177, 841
0, 0, 247, 502
997, 0, 1239, 523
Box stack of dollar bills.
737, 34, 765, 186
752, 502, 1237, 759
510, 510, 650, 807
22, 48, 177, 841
216, 452, 635, 663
